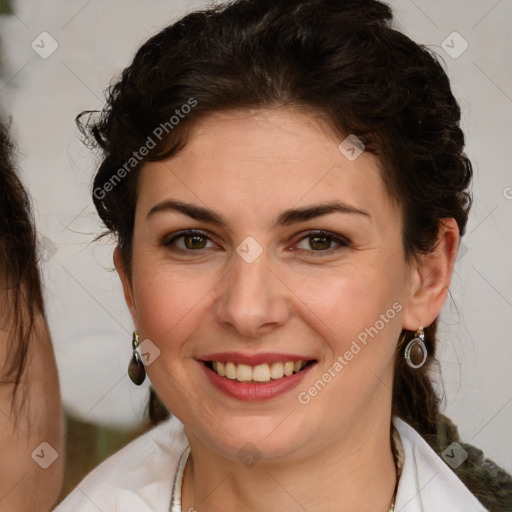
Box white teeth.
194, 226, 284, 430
210, 360, 307, 382
283, 361, 294, 376
236, 363, 253, 382
225, 362, 237, 380
270, 362, 284, 379
253, 364, 271, 382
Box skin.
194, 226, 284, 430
0, 304, 64, 512
115, 108, 459, 512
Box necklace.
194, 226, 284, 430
170, 428, 403, 512
170, 445, 190, 512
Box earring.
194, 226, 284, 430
128, 331, 146, 385
404, 327, 427, 369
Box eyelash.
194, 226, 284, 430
163, 229, 350, 255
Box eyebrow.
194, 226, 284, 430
146, 199, 370, 227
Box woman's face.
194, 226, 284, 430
118, 108, 428, 460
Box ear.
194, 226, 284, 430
113, 245, 137, 323
401, 218, 460, 331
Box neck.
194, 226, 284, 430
181, 413, 397, 512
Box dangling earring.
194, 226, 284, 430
404, 327, 427, 369
128, 331, 146, 385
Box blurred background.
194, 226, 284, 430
0, 0, 511, 503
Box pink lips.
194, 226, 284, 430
197, 352, 316, 401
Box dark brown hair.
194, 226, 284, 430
78, 0, 511, 508
0, 120, 45, 409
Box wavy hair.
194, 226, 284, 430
78, 1, 511, 508
0, 120, 44, 409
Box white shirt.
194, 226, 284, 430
54, 416, 488, 512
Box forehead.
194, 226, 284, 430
136, 108, 397, 224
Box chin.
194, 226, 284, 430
187, 412, 310, 463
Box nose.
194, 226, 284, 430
213, 250, 291, 338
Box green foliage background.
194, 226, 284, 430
0, 0, 12, 15
0, 0, 13, 70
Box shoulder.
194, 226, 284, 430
393, 417, 489, 512
54, 415, 188, 512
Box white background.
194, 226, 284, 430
0, 0, 511, 473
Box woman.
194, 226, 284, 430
0, 120, 64, 510
56, 0, 512, 510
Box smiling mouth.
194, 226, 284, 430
204, 360, 316, 383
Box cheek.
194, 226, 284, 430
291, 259, 405, 354
130, 260, 218, 349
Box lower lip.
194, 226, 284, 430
200, 362, 315, 401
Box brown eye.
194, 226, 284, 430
295, 231, 349, 254
164, 230, 215, 251
309, 235, 331, 250
183, 233, 208, 249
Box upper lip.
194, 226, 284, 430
197, 352, 316, 365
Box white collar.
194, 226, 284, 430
393, 417, 487, 511
54, 415, 488, 512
